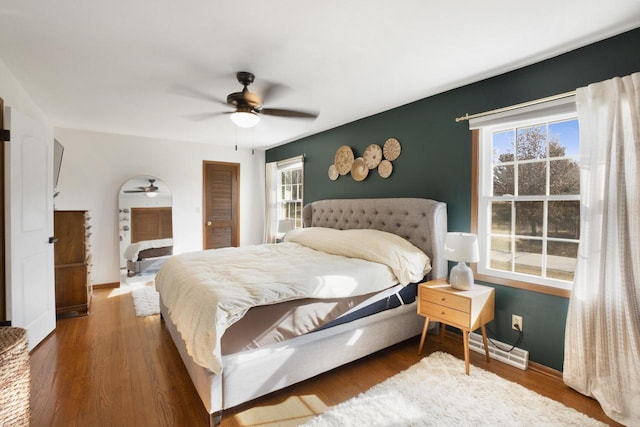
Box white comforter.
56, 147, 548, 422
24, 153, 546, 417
156, 228, 430, 374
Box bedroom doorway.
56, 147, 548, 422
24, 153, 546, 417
203, 161, 239, 250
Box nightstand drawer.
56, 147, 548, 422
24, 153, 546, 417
420, 288, 470, 313
420, 301, 470, 327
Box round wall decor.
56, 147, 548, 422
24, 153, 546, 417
334, 145, 354, 175
383, 138, 401, 161
363, 144, 382, 169
378, 159, 393, 178
351, 157, 369, 181
328, 164, 339, 181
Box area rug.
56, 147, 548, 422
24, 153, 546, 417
303, 351, 605, 427
130, 285, 160, 317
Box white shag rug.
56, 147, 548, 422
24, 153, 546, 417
303, 351, 605, 427
130, 286, 160, 317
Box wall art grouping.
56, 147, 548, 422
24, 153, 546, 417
328, 137, 401, 182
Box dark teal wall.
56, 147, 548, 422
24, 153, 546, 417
266, 28, 640, 371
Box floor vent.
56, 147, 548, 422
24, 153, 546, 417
468, 332, 529, 370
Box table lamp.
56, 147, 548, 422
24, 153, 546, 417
277, 219, 294, 239
444, 232, 479, 290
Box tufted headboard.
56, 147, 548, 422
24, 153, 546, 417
302, 198, 448, 280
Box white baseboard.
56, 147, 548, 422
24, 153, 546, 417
468, 332, 529, 370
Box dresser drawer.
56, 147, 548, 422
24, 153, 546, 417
420, 301, 470, 327
420, 288, 470, 313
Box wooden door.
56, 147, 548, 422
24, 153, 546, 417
203, 161, 239, 249
5, 106, 56, 350
131, 207, 173, 243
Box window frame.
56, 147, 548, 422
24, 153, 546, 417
471, 111, 579, 298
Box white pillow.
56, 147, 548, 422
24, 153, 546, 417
284, 227, 431, 285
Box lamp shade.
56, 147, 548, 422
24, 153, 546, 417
278, 219, 294, 234
444, 232, 479, 263
444, 232, 479, 290
230, 111, 260, 128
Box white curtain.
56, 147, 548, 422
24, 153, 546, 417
264, 161, 279, 243
564, 72, 640, 426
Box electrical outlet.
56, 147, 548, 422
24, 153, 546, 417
512, 314, 523, 331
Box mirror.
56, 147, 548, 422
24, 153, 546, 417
119, 175, 173, 283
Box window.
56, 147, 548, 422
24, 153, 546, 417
278, 160, 303, 228
474, 105, 580, 293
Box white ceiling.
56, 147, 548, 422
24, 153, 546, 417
1, 1, 639, 149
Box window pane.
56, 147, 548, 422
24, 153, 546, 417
548, 201, 580, 239
493, 165, 514, 196
490, 236, 512, 272
549, 119, 579, 157
518, 162, 546, 195
515, 201, 543, 236
491, 202, 511, 234
277, 164, 303, 229
549, 159, 579, 195
514, 238, 542, 276
516, 125, 547, 160
493, 130, 515, 163
547, 241, 578, 281
480, 115, 580, 288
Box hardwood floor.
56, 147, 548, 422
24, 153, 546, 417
29, 288, 620, 426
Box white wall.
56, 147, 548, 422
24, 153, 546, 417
0, 58, 51, 130
54, 128, 265, 285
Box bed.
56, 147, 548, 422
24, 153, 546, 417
156, 198, 447, 426
124, 238, 173, 277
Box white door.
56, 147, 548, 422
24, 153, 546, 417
5, 106, 56, 351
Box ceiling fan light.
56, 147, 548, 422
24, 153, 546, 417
146, 191, 158, 198
230, 111, 260, 128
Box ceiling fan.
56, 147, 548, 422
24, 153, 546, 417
124, 179, 159, 197
183, 71, 319, 128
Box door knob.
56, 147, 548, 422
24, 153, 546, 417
207, 221, 212, 226
49, 236, 58, 244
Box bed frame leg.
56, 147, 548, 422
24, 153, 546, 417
209, 411, 222, 427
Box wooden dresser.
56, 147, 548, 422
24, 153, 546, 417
54, 210, 92, 318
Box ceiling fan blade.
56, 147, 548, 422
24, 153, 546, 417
183, 111, 230, 122
260, 82, 288, 104
260, 108, 319, 119
123, 190, 145, 193
169, 84, 227, 105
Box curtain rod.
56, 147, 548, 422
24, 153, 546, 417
454, 90, 576, 123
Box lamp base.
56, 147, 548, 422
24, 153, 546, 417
449, 262, 474, 290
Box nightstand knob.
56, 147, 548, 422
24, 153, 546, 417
441, 311, 445, 315
441, 297, 446, 302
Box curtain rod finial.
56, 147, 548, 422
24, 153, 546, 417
455, 113, 470, 123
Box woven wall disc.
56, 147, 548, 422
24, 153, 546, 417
363, 144, 382, 169
378, 159, 393, 178
351, 157, 369, 181
334, 145, 354, 175
383, 138, 401, 161
328, 164, 339, 181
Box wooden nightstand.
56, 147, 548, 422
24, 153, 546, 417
417, 278, 495, 375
